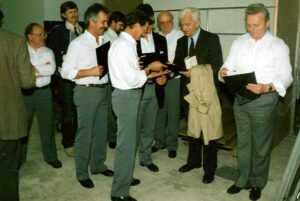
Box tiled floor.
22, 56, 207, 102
19, 115, 296, 201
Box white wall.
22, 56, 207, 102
145, 0, 276, 60
44, 0, 102, 21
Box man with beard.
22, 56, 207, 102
47, 1, 82, 157
61, 3, 113, 189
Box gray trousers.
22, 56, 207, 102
111, 88, 142, 197
107, 81, 117, 143
73, 85, 108, 180
154, 78, 180, 151
233, 92, 278, 189
22, 88, 58, 163
137, 83, 159, 165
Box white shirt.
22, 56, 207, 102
159, 29, 184, 63
103, 27, 118, 43
28, 45, 55, 87
220, 31, 293, 97
61, 30, 108, 85
140, 32, 155, 53
108, 32, 147, 90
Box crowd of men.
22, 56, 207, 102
0, 1, 293, 201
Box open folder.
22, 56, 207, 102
223, 72, 261, 105
96, 41, 110, 79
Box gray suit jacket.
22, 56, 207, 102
0, 29, 36, 140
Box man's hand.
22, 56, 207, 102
90, 66, 104, 76
179, 69, 191, 78
219, 68, 228, 83
246, 83, 269, 94
139, 61, 144, 70
45, 61, 51, 65
147, 69, 170, 79
148, 61, 167, 72
156, 75, 167, 85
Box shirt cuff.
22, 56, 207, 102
273, 80, 286, 97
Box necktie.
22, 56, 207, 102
189, 37, 194, 56
74, 27, 79, 36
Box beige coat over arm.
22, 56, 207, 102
0, 29, 36, 140
184, 64, 223, 145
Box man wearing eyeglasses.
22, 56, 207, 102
152, 11, 184, 159
135, 3, 169, 173
21, 23, 62, 169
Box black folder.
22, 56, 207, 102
223, 72, 261, 105
139, 53, 159, 68
96, 41, 110, 79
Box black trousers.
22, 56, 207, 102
187, 138, 217, 174
0, 139, 22, 201
58, 78, 77, 148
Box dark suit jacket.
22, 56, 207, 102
0, 29, 36, 140
137, 32, 168, 108
174, 28, 223, 97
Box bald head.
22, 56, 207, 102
157, 11, 174, 35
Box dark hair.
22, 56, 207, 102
84, 3, 109, 27
60, 1, 78, 14
245, 3, 270, 22
136, 3, 154, 25
124, 10, 149, 29
0, 10, 3, 27
24, 23, 41, 40
108, 11, 125, 26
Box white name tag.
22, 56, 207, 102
184, 56, 198, 69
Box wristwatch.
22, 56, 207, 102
269, 84, 272, 92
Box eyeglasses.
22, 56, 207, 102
30, 33, 47, 37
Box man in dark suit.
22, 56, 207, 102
174, 7, 223, 184
0, 10, 36, 201
47, 1, 82, 157
136, 4, 168, 173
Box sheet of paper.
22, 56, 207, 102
184, 56, 198, 69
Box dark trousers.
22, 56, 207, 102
187, 138, 217, 174
58, 78, 77, 148
0, 139, 22, 201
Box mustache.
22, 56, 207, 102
71, 16, 78, 19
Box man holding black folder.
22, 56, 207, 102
61, 3, 113, 189
219, 4, 293, 201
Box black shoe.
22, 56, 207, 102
168, 151, 177, 158
178, 164, 201, 173
47, 160, 62, 168
141, 163, 159, 172
91, 169, 114, 177
151, 146, 159, 153
202, 172, 214, 184
109, 142, 116, 149
249, 187, 261, 200
130, 178, 140, 186
227, 185, 243, 194
78, 179, 94, 188
111, 196, 137, 201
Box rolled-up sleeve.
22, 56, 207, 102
36, 49, 56, 76
61, 41, 80, 80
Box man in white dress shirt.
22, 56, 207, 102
22, 23, 62, 169
109, 10, 168, 201
153, 11, 184, 158
103, 11, 125, 149
219, 4, 293, 201
104, 11, 125, 43
61, 3, 113, 189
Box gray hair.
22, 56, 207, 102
178, 7, 200, 22
245, 3, 270, 22
157, 11, 173, 22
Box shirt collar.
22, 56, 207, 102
27, 43, 42, 52
191, 28, 201, 43
65, 21, 81, 33
248, 30, 271, 43
85, 30, 104, 46
120, 32, 136, 45
160, 29, 174, 37
108, 27, 118, 37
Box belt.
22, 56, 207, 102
130, 88, 142, 90
81, 83, 107, 88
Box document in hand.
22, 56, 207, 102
139, 53, 160, 68
96, 41, 110, 79
223, 72, 261, 105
